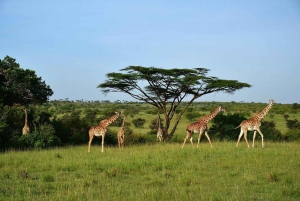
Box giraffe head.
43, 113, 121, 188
269, 99, 274, 105
219, 106, 226, 113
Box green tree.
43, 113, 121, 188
0, 56, 53, 106
98, 66, 251, 140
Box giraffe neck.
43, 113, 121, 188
122, 117, 126, 127
256, 102, 273, 120
101, 112, 120, 127
157, 116, 161, 128
24, 110, 28, 126
201, 106, 221, 123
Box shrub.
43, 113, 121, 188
260, 121, 283, 141
209, 113, 247, 141
132, 118, 146, 128
18, 123, 62, 149
285, 129, 300, 141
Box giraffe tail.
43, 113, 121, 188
234, 125, 241, 129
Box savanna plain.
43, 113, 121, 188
1, 142, 300, 201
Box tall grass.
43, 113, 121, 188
1, 142, 300, 200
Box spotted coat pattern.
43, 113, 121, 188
236, 99, 274, 148
182, 106, 225, 148
88, 111, 121, 152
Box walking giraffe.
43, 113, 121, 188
22, 109, 30, 135
156, 113, 163, 142
236, 99, 274, 148
88, 111, 121, 152
182, 106, 225, 148
117, 115, 126, 149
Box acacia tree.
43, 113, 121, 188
98, 66, 251, 140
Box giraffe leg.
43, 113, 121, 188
122, 136, 125, 148
252, 131, 257, 148
101, 135, 105, 153
118, 137, 120, 149
204, 131, 213, 148
236, 128, 244, 147
88, 128, 95, 152
190, 136, 194, 147
243, 128, 250, 148
256, 128, 264, 148
182, 131, 191, 148
197, 130, 204, 148
88, 134, 94, 152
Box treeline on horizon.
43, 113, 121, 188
1, 101, 300, 151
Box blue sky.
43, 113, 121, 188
1, 0, 300, 104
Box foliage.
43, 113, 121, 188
149, 117, 164, 134
98, 66, 251, 140
18, 124, 61, 149
285, 118, 300, 141
260, 121, 283, 141
132, 118, 146, 128
286, 118, 300, 129
0, 56, 53, 106
185, 111, 203, 121
285, 129, 300, 141
52, 111, 90, 144
209, 113, 247, 141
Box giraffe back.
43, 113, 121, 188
187, 106, 225, 133
90, 111, 121, 137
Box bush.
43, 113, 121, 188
285, 129, 300, 141
132, 118, 146, 128
260, 121, 283, 141
52, 111, 90, 144
18, 123, 62, 149
209, 113, 247, 141
124, 134, 151, 145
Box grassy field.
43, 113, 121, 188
1, 142, 300, 201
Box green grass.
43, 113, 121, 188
1, 142, 300, 200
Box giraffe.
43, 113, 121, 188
236, 99, 274, 148
22, 109, 30, 135
156, 113, 163, 142
182, 106, 225, 148
88, 110, 121, 152
117, 115, 126, 149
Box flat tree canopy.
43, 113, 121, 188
0, 56, 53, 106
98, 66, 251, 140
